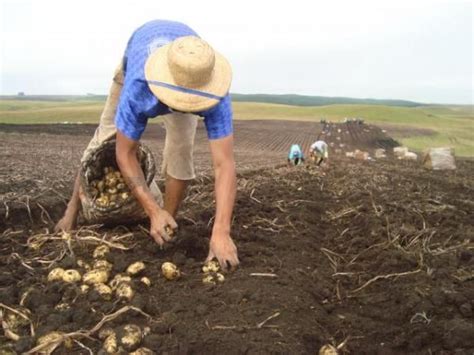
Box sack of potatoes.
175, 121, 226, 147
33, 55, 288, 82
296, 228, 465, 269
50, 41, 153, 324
79, 139, 159, 225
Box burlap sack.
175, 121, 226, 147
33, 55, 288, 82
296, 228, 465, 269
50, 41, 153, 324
79, 139, 158, 225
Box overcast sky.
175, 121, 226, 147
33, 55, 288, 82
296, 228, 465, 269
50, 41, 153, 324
1, 0, 472, 104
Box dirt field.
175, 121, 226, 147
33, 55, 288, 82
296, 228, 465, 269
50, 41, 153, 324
0, 121, 473, 354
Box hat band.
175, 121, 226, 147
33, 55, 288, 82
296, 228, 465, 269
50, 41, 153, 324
147, 80, 224, 101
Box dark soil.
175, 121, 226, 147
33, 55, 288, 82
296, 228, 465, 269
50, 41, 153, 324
1, 121, 473, 354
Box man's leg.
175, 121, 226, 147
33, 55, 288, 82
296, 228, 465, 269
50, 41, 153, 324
55, 62, 124, 231
161, 113, 198, 218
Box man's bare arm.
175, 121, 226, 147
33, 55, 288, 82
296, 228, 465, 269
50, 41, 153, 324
54, 172, 81, 232
116, 131, 177, 244
207, 134, 239, 270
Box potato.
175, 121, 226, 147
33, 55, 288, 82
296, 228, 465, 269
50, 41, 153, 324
107, 187, 118, 194
47, 267, 65, 282
116, 182, 126, 190
106, 177, 118, 188
116, 282, 135, 301
130, 348, 155, 355
93, 245, 110, 259
62, 269, 81, 283
202, 274, 216, 285
80, 284, 89, 294
114, 171, 122, 178
37, 331, 64, 346
121, 324, 142, 351
109, 274, 132, 290
319, 345, 338, 355
76, 259, 91, 271
94, 283, 113, 300
140, 277, 151, 287
103, 332, 118, 354
161, 262, 180, 281
127, 261, 145, 276
83, 269, 109, 285
215, 272, 225, 283
120, 192, 130, 200
93, 259, 113, 271
97, 180, 105, 192
202, 260, 220, 274
96, 195, 109, 207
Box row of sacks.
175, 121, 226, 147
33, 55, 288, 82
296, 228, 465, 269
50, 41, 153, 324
344, 147, 456, 170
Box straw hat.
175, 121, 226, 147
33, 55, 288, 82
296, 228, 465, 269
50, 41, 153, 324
145, 36, 232, 112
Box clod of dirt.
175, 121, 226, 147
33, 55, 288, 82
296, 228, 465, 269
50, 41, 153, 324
126, 262, 146, 276
62, 269, 81, 283
83, 269, 110, 284
161, 262, 180, 280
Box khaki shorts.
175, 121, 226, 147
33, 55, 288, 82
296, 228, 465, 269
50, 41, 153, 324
81, 62, 198, 206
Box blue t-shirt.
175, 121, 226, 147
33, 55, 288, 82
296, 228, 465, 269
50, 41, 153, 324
115, 20, 233, 141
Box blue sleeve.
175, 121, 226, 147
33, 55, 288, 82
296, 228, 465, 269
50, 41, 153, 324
115, 79, 159, 141
202, 94, 233, 140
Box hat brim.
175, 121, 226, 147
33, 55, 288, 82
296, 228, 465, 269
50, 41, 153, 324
145, 42, 232, 113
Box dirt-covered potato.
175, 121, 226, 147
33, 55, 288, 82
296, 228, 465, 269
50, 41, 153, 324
37, 331, 64, 346
120, 324, 142, 351
202, 272, 225, 285
83, 269, 109, 285
319, 344, 338, 355
93, 245, 110, 259
130, 348, 155, 355
127, 261, 145, 276
161, 262, 180, 280
107, 187, 118, 194
116, 282, 135, 301
120, 192, 130, 200
93, 259, 113, 271
80, 284, 89, 294
94, 283, 113, 300
202, 260, 220, 273
140, 277, 151, 287
76, 259, 91, 271
103, 332, 118, 354
62, 269, 82, 283
47, 267, 65, 282
109, 274, 132, 290
216, 272, 225, 283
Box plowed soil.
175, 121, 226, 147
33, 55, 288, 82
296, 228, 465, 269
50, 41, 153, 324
0, 121, 473, 354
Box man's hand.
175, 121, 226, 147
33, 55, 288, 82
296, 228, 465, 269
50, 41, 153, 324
149, 209, 178, 246
206, 231, 239, 271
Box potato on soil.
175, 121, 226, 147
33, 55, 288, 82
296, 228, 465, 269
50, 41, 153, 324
202, 260, 220, 273
127, 261, 146, 275
140, 277, 151, 287
202, 272, 225, 285
80, 284, 90, 294
93, 245, 110, 259
94, 283, 113, 300
116, 282, 135, 301
319, 344, 338, 355
62, 269, 81, 283
47, 267, 65, 282
37, 331, 64, 346
83, 269, 109, 285
93, 259, 113, 271
109, 274, 132, 289
120, 324, 143, 351
161, 262, 180, 280
103, 332, 118, 353
130, 348, 155, 355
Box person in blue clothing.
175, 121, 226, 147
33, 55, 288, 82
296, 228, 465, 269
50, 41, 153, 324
55, 20, 238, 270
287, 144, 305, 166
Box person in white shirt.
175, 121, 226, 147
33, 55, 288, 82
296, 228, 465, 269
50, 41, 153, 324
309, 140, 328, 166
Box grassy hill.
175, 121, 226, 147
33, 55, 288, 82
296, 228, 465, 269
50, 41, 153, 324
231, 93, 423, 107
0, 98, 472, 156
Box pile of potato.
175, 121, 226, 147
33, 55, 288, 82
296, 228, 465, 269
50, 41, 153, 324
89, 166, 130, 208
202, 260, 225, 284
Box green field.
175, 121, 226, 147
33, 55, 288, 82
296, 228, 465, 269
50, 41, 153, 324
0, 99, 473, 156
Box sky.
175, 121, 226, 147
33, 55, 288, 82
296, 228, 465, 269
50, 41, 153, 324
0, 0, 472, 104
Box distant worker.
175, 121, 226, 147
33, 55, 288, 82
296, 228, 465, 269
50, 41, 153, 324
288, 144, 305, 166
310, 140, 328, 166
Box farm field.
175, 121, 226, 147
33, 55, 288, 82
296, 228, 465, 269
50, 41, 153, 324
0, 98, 473, 156
0, 121, 473, 354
